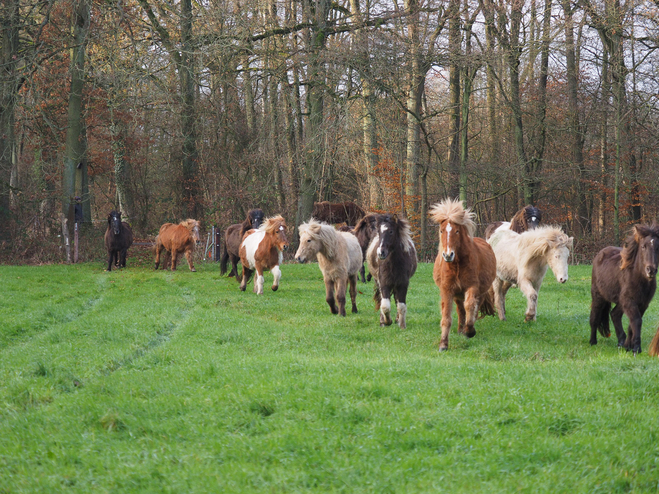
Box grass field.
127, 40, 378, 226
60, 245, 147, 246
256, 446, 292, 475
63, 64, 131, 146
2, 260, 659, 493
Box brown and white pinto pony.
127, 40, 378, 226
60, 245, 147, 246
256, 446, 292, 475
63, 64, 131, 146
488, 226, 573, 322
295, 219, 362, 316
239, 215, 289, 295
431, 198, 496, 351
312, 201, 366, 227
484, 205, 543, 240
366, 214, 417, 329
154, 219, 201, 272
591, 224, 659, 354
220, 208, 265, 279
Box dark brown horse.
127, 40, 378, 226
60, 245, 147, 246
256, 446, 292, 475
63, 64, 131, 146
431, 198, 496, 351
352, 213, 384, 282
590, 224, 659, 354
239, 215, 289, 294
221, 209, 265, 279
154, 219, 201, 272
312, 201, 365, 227
104, 211, 133, 271
484, 205, 543, 240
366, 214, 417, 328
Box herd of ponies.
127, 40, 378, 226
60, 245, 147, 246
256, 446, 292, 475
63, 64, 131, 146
103, 198, 659, 356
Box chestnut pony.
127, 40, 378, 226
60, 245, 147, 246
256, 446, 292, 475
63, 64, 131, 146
239, 215, 289, 294
590, 224, 659, 354
220, 208, 265, 279
154, 219, 201, 271
430, 198, 496, 351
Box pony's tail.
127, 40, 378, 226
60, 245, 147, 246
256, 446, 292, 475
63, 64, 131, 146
590, 300, 611, 338
649, 327, 659, 357
478, 287, 496, 319
219, 238, 229, 275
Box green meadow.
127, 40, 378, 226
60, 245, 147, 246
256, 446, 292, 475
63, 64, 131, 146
1, 261, 659, 493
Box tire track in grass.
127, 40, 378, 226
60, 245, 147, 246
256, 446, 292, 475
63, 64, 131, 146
101, 281, 195, 375
0, 276, 107, 351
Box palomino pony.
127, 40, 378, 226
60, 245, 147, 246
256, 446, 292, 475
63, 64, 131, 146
312, 201, 366, 227
154, 219, 201, 271
104, 210, 133, 271
430, 198, 496, 351
352, 213, 384, 282
488, 226, 573, 322
590, 224, 659, 354
366, 214, 417, 329
239, 215, 289, 294
221, 208, 265, 279
484, 205, 543, 240
295, 219, 362, 316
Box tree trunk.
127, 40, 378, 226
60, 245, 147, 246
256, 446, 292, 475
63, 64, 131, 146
405, 0, 422, 222
598, 48, 609, 235
447, 0, 461, 198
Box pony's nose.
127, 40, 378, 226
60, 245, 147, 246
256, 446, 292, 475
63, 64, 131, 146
283, 244, 289, 251
559, 277, 567, 284
646, 266, 657, 278
295, 256, 305, 264
442, 251, 455, 262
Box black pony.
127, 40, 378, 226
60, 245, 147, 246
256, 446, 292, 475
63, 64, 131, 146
220, 208, 265, 279
366, 214, 417, 329
590, 224, 659, 354
104, 210, 134, 271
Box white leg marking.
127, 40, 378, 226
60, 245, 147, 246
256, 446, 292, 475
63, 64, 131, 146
271, 265, 281, 287
397, 302, 407, 328
257, 274, 265, 295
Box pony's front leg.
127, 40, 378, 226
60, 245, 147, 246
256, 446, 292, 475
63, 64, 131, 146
456, 299, 467, 334
120, 249, 128, 268
106, 250, 115, 271
336, 278, 348, 317
462, 289, 480, 338
395, 285, 409, 329
439, 292, 454, 351
518, 279, 538, 322
349, 274, 358, 313
154, 244, 162, 270
325, 279, 338, 314
171, 250, 179, 271
254, 268, 265, 295
271, 265, 281, 291
379, 285, 393, 326
359, 264, 366, 283
185, 248, 196, 272
624, 306, 643, 354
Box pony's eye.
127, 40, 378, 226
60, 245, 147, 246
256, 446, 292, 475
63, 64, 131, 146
307, 239, 311, 243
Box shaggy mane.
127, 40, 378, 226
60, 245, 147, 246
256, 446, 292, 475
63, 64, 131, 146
385, 216, 415, 254
429, 198, 476, 237
179, 219, 199, 231
516, 225, 572, 262
261, 215, 287, 235
299, 218, 340, 259
621, 223, 659, 270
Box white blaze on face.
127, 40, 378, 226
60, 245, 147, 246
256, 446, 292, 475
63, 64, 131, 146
243, 230, 266, 269
444, 223, 453, 256
279, 225, 284, 231
531, 216, 537, 222
377, 224, 389, 257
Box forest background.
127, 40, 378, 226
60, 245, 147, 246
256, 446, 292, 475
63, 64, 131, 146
0, 0, 658, 263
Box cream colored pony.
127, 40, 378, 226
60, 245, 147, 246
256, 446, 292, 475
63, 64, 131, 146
295, 219, 363, 316
488, 225, 573, 322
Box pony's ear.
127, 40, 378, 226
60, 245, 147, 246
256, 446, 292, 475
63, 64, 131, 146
567, 237, 574, 249
633, 225, 644, 244
392, 214, 398, 224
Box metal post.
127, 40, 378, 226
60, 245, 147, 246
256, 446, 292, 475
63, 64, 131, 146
74, 222, 79, 263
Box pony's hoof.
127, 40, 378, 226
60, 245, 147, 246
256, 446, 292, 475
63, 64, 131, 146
272, 285, 278, 291
438, 346, 448, 352
351, 306, 358, 314
191, 268, 196, 272
524, 314, 535, 322
240, 286, 246, 292
590, 339, 597, 346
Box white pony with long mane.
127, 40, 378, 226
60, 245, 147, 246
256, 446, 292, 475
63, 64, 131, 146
295, 219, 363, 316
488, 225, 573, 322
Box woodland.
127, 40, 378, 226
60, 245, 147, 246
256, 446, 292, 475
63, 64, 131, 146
0, 0, 658, 262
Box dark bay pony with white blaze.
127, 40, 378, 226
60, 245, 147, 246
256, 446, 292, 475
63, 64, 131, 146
239, 215, 289, 295
295, 219, 362, 316
104, 210, 133, 271
590, 224, 659, 354
221, 208, 265, 279
431, 198, 496, 351
366, 214, 417, 329
484, 205, 543, 240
